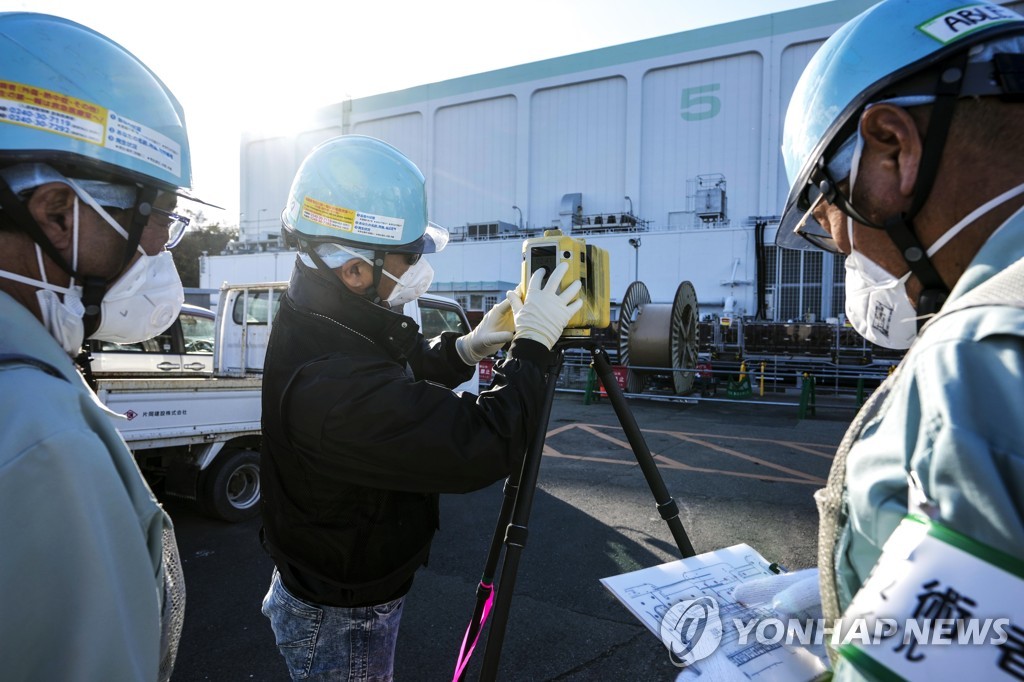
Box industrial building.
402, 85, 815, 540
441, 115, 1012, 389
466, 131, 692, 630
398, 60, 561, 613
202, 0, 1023, 379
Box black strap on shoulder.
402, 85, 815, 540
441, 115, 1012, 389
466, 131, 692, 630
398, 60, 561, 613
73, 348, 99, 392
0, 353, 68, 382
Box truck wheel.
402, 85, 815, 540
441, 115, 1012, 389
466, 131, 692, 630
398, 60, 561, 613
201, 448, 261, 522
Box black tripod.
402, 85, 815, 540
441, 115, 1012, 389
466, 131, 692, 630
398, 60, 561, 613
454, 341, 696, 681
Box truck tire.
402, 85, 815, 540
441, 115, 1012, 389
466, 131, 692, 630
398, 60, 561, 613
201, 448, 261, 522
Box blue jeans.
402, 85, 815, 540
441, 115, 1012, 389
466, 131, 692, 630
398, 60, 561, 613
262, 569, 405, 681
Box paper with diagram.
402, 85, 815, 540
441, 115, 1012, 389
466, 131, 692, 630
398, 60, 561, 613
600, 544, 829, 681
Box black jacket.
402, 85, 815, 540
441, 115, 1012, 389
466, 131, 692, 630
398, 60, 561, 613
260, 262, 554, 607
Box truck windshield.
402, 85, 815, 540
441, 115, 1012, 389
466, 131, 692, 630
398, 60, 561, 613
232, 290, 282, 325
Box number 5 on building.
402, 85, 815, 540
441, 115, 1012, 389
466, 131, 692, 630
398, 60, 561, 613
680, 84, 721, 121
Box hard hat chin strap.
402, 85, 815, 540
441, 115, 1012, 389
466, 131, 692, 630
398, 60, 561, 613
367, 251, 388, 306
826, 52, 968, 327
880, 54, 968, 325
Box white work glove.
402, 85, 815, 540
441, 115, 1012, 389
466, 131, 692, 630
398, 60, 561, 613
732, 567, 822, 621
454, 298, 515, 365
505, 261, 583, 350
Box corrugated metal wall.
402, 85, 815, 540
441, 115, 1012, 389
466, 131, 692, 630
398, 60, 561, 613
352, 113, 426, 170
236, 0, 1023, 321
528, 77, 628, 227
322, 20, 833, 313
434, 96, 518, 227
641, 52, 763, 230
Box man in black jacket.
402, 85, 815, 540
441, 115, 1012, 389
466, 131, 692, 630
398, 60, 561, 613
260, 135, 581, 681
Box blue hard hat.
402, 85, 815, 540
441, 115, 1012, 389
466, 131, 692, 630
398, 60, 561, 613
282, 135, 448, 254
0, 13, 194, 195
776, 0, 1024, 251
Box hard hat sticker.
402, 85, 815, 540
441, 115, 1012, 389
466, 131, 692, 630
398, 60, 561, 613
0, 80, 106, 143
302, 196, 356, 232
352, 212, 404, 241
106, 111, 182, 177
918, 4, 1023, 44
0, 80, 181, 177
301, 196, 405, 241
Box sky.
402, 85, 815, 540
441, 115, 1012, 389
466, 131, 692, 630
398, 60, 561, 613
2, 0, 830, 226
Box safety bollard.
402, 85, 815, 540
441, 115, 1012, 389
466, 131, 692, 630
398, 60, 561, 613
584, 367, 598, 405
798, 372, 817, 419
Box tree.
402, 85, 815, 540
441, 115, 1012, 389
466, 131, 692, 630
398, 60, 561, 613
172, 220, 237, 288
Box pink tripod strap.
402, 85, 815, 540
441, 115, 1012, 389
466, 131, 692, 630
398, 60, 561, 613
452, 583, 495, 681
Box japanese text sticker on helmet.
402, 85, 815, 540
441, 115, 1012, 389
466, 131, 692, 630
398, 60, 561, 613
775, 0, 1024, 252
0, 12, 194, 194
282, 135, 448, 254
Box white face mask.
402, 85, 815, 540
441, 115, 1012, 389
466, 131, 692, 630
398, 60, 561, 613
842, 131, 912, 348
36, 285, 87, 354
844, 250, 918, 350
0, 187, 184, 352
383, 258, 433, 309
843, 130, 1024, 348
64, 186, 184, 345
91, 250, 184, 344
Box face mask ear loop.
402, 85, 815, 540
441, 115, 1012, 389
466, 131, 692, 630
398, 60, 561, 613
926, 181, 1024, 258
34, 243, 48, 287
300, 240, 383, 306
380, 261, 404, 285
338, 245, 387, 305
27, 198, 78, 299
70, 197, 79, 291
63, 177, 131, 240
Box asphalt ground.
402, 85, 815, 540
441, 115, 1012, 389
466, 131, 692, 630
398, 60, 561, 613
167, 390, 855, 682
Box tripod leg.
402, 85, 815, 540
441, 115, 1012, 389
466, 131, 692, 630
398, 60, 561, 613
453, 477, 517, 682
591, 347, 696, 558
478, 351, 563, 681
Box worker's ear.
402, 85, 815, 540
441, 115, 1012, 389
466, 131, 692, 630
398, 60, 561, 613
25, 182, 77, 250
859, 103, 922, 200
337, 257, 372, 294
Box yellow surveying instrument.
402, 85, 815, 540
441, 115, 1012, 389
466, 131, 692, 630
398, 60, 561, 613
518, 229, 610, 335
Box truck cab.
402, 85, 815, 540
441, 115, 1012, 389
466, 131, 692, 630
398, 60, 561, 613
85, 303, 216, 375
96, 283, 481, 523
219, 283, 479, 393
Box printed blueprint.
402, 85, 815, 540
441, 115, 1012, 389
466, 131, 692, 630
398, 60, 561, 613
601, 544, 829, 681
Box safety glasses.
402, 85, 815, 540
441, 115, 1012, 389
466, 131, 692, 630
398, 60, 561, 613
150, 205, 190, 249
790, 191, 839, 252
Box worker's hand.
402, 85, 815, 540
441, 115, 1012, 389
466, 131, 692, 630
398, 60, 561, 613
505, 261, 583, 350
455, 298, 515, 365
732, 567, 822, 622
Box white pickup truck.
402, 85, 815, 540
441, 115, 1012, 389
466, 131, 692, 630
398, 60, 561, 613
93, 282, 477, 522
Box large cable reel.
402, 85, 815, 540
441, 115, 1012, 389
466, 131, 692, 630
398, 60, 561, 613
617, 281, 700, 395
